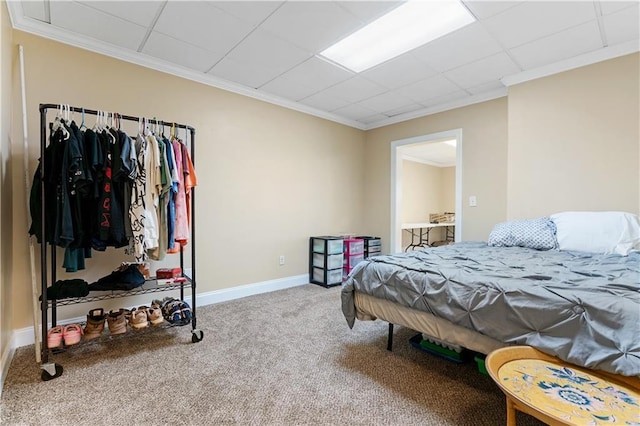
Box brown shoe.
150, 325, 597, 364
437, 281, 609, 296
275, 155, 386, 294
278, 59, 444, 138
84, 308, 106, 340
107, 310, 127, 334
147, 304, 164, 326
129, 307, 149, 330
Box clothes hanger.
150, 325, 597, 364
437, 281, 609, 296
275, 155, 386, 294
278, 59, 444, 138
79, 107, 87, 131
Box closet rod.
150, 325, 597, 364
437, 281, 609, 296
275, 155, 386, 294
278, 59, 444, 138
39, 103, 195, 131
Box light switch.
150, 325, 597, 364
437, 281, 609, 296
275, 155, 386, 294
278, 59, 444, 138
469, 196, 477, 207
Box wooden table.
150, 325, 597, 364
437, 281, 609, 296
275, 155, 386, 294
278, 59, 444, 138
401, 222, 455, 251
486, 346, 640, 426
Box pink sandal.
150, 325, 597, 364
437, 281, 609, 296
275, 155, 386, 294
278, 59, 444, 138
47, 326, 63, 348
63, 324, 83, 346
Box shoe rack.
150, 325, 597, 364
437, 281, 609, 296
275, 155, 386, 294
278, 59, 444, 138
35, 104, 203, 382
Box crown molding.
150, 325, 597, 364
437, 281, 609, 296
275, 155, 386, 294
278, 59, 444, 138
6, 3, 367, 130
501, 39, 640, 87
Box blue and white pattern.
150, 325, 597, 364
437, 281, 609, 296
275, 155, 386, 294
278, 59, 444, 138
488, 217, 557, 250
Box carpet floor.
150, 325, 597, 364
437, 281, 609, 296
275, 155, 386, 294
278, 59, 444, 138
1, 284, 544, 425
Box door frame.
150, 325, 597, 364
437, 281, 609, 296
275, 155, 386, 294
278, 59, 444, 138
390, 129, 463, 253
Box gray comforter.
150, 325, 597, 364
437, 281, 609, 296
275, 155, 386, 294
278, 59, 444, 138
341, 242, 640, 376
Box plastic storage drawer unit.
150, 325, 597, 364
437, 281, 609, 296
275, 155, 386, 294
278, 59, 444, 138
309, 236, 344, 288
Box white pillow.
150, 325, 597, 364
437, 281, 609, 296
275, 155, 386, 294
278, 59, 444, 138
550, 211, 640, 256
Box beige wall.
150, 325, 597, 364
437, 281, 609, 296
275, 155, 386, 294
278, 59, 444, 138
440, 166, 455, 212
401, 160, 442, 223
1, 1, 14, 377
507, 53, 640, 218
364, 98, 509, 248
9, 31, 366, 328
401, 161, 455, 247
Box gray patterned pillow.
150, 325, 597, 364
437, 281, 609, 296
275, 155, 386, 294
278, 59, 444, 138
488, 217, 557, 250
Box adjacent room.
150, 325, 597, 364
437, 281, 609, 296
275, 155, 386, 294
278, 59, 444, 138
0, 1, 638, 425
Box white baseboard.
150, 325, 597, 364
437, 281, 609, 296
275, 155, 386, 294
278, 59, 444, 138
0, 334, 16, 397
10, 274, 309, 350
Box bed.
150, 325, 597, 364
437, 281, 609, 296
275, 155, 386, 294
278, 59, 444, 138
341, 213, 640, 377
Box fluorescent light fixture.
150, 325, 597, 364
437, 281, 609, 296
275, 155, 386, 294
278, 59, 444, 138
320, 0, 475, 73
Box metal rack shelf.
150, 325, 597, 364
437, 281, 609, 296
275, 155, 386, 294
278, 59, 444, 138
47, 278, 193, 307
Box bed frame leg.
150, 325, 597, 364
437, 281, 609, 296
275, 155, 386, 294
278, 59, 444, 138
387, 323, 394, 351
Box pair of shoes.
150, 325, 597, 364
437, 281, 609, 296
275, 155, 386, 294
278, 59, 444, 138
84, 308, 106, 340
129, 304, 164, 329
155, 297, 192, 326
107, 309, 127, 335
47, 324, 83, 348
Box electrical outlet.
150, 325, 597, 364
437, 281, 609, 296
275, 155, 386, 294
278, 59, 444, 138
469, 196, 477, 207
279, 255, 285, 265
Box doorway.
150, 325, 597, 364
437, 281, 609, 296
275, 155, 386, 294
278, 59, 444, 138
390, 129, 462, 253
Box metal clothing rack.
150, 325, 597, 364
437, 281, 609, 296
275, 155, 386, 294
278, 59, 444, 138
37, 103, 202, 381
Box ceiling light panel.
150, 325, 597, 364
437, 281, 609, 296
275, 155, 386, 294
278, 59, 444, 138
320, 0, 476, 72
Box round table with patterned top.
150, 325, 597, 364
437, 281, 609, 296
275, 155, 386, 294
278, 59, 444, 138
486, 346, 640, 426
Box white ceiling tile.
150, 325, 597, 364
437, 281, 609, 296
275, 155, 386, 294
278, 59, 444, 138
331, 103, 377, 120
298, 92, 351, 112
411, 23, 503, 73
142, 32, 222, 73
209, 57, 277, 88
356, 91, 415, 114
22, 1, 47, 22
599, 1, 637, 16
272, 57, 354, 94
335, 1, 403, 23
358, 113, 389, 124
603, 4, 640, 45
420, 90, 470, 108
77, 1, 163, 27
319, 76, 387, 103
444, 52, 520, 89
50, 1, 146, 50
482, 1, 597, 49
225, 28, 312, 81
510, 20, 603, 70
361, 53, 438, 89
209, 1, 284, 26
461, 1, 522, 19
384, 103, 425, 117
260, 1, 360, 52
466, 80, 505, 95
155, 2, 254, 55
396, 75, 462, 104
259, 75, 319, 101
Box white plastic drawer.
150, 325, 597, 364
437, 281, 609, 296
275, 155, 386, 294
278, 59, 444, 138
343, 253, 364, 268
312, 238, 343, 254
344, 239, 364, 255
312, 267, 342, 285
313, 253, 342, 269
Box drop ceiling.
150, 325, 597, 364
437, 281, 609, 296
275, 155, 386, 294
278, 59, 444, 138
7, 1, 640, 130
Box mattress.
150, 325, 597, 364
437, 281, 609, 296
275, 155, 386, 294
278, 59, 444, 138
342, 242, 640, 376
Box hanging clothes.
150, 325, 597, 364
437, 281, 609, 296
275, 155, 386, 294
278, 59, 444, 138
29, 110, 197, 268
